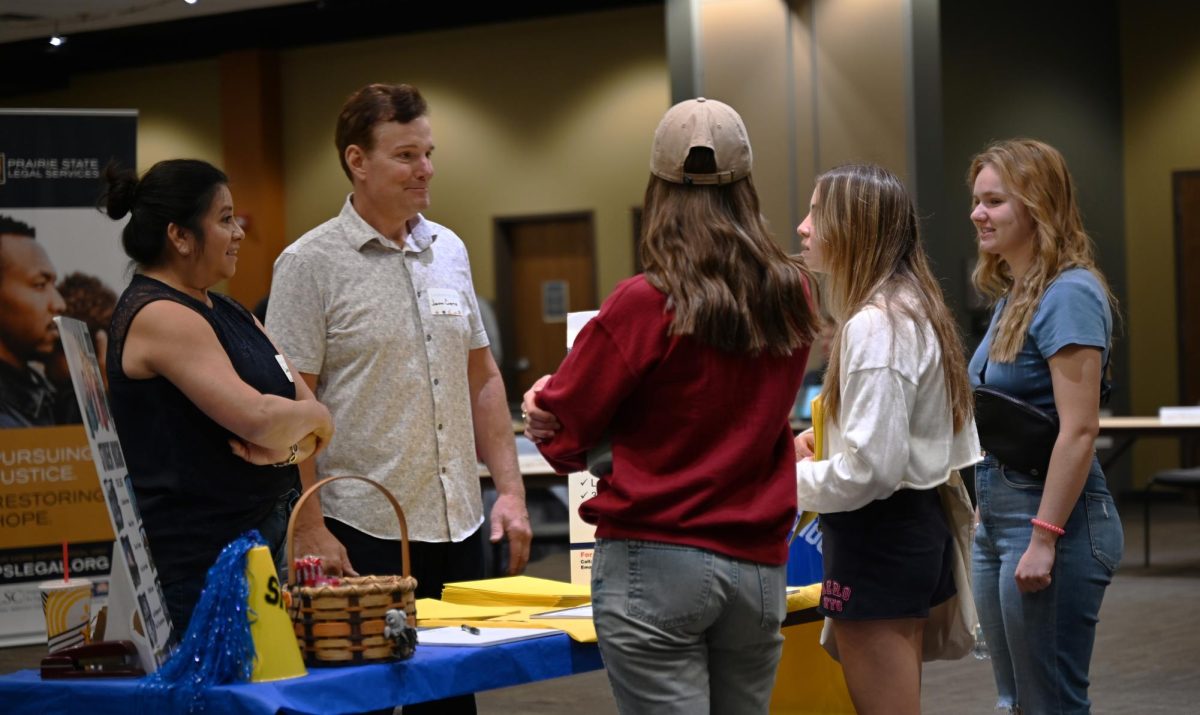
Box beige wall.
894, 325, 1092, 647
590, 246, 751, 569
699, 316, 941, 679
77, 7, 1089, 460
280, 6, 668, 300
698, 0, 797, 243
790, 1, 816, 247
2, 7, 667, 304
1, 1, 912, 309
1122, 1, 1200, 474
689, 0, 909, 250
810, 0, 908, 182
0, 60, 224, 172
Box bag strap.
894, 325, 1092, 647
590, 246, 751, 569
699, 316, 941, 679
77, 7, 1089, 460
284, 475, 412, 586
1099, 356, 1113, 406
978, 301, 1112, 406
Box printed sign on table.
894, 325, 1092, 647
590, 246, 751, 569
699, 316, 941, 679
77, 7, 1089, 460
565, 311, 600, 585
56, 317, 172, 671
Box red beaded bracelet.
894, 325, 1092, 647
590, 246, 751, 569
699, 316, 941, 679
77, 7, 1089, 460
1031, 518, 1065, 536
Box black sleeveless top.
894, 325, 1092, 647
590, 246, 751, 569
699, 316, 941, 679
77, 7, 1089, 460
107, 275, 299, 587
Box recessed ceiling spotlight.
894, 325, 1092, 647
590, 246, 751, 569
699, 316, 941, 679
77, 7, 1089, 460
185, 0, 199, 5
49, 34, 66, 47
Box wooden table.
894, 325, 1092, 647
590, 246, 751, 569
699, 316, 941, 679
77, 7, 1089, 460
1097, 416, 1200, 471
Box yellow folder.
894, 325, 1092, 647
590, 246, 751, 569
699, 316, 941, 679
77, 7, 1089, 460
789, 395, 824, 543
441, 575, 590, 608
811, 394, 824, 461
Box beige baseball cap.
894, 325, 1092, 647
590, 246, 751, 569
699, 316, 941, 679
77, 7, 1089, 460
650, 97, 752, 185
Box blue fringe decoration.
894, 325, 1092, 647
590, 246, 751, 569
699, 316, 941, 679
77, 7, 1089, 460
141, 530, 265, 713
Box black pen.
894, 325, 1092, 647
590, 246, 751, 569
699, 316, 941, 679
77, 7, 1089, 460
461, 624, 480, 635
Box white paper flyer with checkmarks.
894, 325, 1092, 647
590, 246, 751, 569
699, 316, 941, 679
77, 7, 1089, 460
565, 311, 600, 586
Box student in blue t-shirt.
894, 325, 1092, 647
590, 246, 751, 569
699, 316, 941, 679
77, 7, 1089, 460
967, 139, 1124, 715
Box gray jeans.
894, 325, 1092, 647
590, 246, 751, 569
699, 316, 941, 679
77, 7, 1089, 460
259, 486, 301, 581
591, 538, 786, 715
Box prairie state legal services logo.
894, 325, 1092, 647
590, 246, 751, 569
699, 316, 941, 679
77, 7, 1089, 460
0, 153, 6, 185
2, 157, 101, 180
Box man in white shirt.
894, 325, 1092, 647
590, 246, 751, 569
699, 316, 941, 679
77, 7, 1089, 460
267, 83, 530, 714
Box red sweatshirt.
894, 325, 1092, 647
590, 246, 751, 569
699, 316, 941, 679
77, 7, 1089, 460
535, 275, 811, 565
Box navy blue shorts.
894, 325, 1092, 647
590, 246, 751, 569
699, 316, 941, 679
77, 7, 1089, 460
817, 486, 955, 620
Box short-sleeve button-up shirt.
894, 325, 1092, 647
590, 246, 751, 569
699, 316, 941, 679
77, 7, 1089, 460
266, 196, 488, 542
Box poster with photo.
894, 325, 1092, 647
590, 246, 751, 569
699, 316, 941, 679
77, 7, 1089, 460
0, 109, 135, 646
56, 317, 171, 670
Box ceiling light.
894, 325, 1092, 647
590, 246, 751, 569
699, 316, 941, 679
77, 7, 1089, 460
185, 0, 199, 5
49, 34, 66, 47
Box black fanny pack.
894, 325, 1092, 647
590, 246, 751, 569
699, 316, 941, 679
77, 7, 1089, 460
973, 385, 1059, 478
974, 320, 1111, 478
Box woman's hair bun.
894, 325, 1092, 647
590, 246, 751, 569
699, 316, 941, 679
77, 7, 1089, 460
100, 162, 139, 220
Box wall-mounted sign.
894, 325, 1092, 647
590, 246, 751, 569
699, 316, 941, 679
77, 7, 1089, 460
541, 280, 569, 324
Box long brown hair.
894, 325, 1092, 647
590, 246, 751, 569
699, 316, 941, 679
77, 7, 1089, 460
815, 164, 973, 432
639, 148, 818, 356
968, 138, 1117, 362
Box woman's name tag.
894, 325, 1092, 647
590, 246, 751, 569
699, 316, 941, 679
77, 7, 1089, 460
275, 354, 294, 382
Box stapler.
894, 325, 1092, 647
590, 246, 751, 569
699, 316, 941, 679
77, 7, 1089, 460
40, 640, 145, 679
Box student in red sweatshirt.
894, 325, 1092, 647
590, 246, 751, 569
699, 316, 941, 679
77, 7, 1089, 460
522, 98, 819, 715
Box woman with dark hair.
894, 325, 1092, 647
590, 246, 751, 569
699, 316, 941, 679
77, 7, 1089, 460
522, 98, 818, 715
101, 159, 333, 631
793, 164, 979, 715
968, 139, 1122, 715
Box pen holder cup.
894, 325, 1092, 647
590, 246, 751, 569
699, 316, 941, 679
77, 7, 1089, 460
286, 476, 418, 667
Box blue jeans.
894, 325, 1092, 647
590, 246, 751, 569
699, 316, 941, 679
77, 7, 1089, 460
591, 538, 786, 715
972, 456, 1123, 714
258, 486, 301, 581
163, 487, 298, 633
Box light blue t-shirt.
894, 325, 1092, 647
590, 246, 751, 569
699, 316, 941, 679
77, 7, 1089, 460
968, 268, 1111, 415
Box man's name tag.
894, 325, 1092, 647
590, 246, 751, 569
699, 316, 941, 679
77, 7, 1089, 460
275, 354, 294, 382
429, 288, 463, 316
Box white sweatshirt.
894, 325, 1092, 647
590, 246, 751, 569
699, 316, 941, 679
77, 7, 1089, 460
796, 297, 981, 514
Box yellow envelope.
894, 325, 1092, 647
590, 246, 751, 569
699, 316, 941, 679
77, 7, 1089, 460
441, 576, 590, 607
414, 598, 520, 621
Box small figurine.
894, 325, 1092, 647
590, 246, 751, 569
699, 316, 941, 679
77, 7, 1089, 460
383, 608, 417, 660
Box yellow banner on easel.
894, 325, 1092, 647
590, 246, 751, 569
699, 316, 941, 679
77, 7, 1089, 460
770, 619, 856, 714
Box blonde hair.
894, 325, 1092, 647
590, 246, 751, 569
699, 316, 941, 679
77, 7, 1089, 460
814, 164, 972, 432
640, 148, 818, 356
968, 138, 1117, 362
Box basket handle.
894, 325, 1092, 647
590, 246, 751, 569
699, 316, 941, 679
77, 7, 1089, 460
284, 475, 412, 586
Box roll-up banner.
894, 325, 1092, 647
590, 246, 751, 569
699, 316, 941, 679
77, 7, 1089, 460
0, 109, 135, 647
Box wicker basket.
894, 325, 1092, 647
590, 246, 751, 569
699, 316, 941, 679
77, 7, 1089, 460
285, 476, 418, 666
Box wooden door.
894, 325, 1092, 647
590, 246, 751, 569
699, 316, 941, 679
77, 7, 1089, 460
495, 214, 597, 397
1175, 171, 1200, 407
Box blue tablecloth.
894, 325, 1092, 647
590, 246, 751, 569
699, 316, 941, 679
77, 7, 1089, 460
0, 633, 603, 715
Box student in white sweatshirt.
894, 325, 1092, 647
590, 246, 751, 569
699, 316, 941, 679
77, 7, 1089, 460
794, 164, 980, 715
